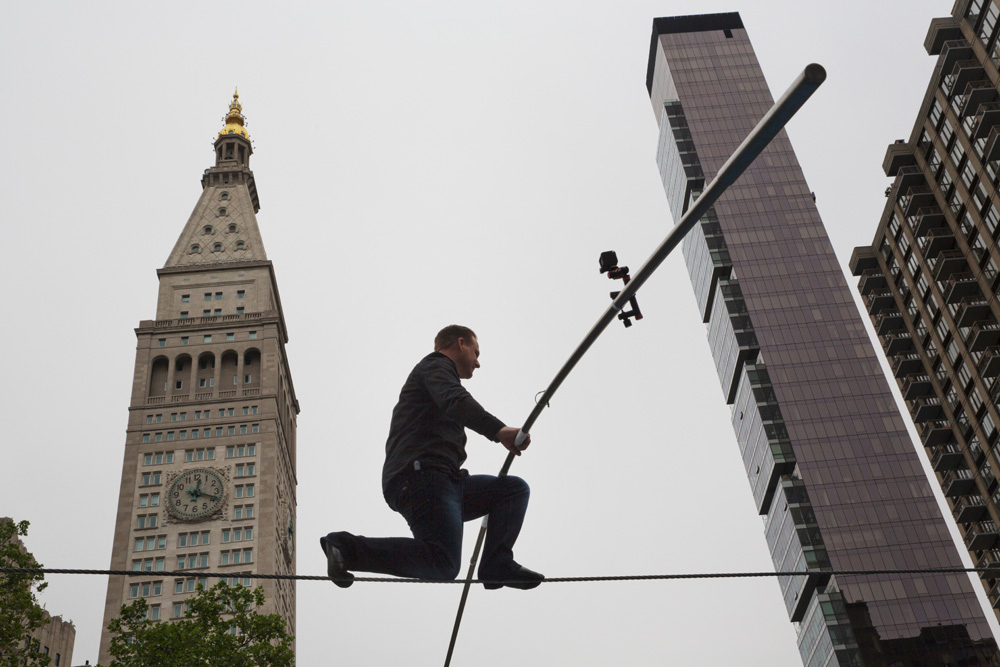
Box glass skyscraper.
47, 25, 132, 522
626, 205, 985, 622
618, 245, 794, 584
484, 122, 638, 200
854, 0, 1000, 636
650, 12, 1000, 666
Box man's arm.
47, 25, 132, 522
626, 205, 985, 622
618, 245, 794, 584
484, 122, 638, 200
420, 356, 506, 440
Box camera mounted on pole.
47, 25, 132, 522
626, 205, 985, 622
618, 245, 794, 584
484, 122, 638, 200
599, 251, 643, 328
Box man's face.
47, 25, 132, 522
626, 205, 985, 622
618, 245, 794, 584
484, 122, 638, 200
455, 336, 481, 380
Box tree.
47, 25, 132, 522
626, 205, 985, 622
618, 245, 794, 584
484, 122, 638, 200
0, 519, 51, 667
104, 581, 294, 667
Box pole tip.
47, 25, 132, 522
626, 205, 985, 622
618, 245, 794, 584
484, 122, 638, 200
804, 63, 827, 84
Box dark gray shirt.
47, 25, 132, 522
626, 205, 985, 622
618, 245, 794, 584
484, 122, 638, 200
382, 352, 506, 495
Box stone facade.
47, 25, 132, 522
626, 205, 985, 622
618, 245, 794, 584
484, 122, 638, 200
97, 93, 299, 664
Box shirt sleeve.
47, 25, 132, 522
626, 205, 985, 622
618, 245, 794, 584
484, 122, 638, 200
419, 356, 506, 441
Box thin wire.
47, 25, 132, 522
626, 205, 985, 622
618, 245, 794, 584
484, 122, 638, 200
3, 566, 1000, 583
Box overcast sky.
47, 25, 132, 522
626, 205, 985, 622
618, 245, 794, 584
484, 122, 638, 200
2, 1, 991, 665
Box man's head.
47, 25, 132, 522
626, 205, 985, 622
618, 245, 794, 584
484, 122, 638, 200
435, 325, 480, 379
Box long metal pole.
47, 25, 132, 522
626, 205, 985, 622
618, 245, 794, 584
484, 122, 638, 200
443, 63, 827, 666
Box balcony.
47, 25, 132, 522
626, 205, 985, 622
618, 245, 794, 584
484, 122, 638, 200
921, 420, 955, 447
972, 101, 1000, 140
977, 552, 1000, 577
922, 227, 956, 259
954, 494, 988, 523
892, 353, 924, 378
902, 373, 935, 400
951, 59, 986, 92
884, 143, 917, 177
876, 311, 906, 335
960, 79, 997, 117
942, 469, 976, 496
912, 206, 945, 237
956, 296, 991, 327
884, 333, 914, 355
931, 444, 965, 472
912, 397, 944, 423
980, 346, 1000, 377
932, 249, 968, 282
859, 269, 887, 295
939, 39, 973, 74
901, 185, 936, 218
944, 273, 979, 304
986, 125, 1000, 162
849, 246, 879, 276
865, 289, 896, 315
990, 582, 1000, 609
970, 321, 1000, 352
965, 522, 1000, 551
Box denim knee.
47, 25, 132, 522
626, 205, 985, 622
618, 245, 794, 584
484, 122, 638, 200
503, 475, 530, 499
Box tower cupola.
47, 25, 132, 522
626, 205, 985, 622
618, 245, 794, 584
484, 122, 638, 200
214, 88, 253, 168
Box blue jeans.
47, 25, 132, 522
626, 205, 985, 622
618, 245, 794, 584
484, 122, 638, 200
321, 468, 530, 580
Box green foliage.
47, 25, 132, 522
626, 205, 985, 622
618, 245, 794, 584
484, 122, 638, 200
105, 581, 294, 667
0, 519, 51, 667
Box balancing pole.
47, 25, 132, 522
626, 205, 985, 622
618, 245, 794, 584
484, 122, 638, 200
443, 63, 827, 666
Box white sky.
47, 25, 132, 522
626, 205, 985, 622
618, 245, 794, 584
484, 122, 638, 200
2, 1, 993, 665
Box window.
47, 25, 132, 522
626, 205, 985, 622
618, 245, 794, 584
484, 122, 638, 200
227, 333, 235, 341
142, 434, 151, 443
235, 463, 255, 477
221, 192, 229, 201
236, 241, 245, 250
181, 294, 190, 303
228, 224, 237, 233
244, 374, 252, 384
148, 604, 160, 621
236, 307, 245, 315
252, 424, 260, 433
249, 331, 257, 340
215, 292, 223, 301
181, 336, 189, 344
175, 380, 183, 390
237, 290, 245, 299
213, 243, 223, 252
221, 548, 253, 565
204, 335, 212, 343
204, 293, 212, 302
219, 208, 227, 216
235, 484, 254, 498
144, 451, 173, 465
137, 514, 157, 529
212, 308, 221, 316
158, 339, 166, 347
234, 504, 254, 519
185, 448, 215, 462
222, 527, 253, 542
150, 492, 160, 506
204, 226, 213, 235
191, 244, 200, 254
203, 310, 211, 317
141, 472, 161, 486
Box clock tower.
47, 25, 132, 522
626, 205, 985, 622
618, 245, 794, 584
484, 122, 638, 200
98, 91, 299, 662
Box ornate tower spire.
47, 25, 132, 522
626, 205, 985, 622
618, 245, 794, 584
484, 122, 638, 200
162, 89, 266, 269
218, 88, 250, 140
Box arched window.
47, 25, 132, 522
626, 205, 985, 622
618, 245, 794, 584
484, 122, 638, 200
213, 243, 223, 252
220, 192, 229, 201
203, 225, 213, 234
228, 224, 237, 233
191, 244, 201, 254
218, 208, 227, 216
236, 241, 246, 250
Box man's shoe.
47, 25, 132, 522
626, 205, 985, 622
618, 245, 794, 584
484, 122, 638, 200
481, 565, 544, 590
321, 539, 355, 589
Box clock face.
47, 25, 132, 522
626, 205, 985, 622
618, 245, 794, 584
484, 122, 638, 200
166, 468, 226, 521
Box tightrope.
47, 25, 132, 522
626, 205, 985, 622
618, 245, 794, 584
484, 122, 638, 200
3, 566, 999, 583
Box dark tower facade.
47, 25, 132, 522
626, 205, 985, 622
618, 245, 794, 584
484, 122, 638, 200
98, 92, 299, 662
853, 0, 1000, 626
650, 13, 1000, 666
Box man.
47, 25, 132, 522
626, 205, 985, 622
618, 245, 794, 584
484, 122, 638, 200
320, 325, 543, 589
